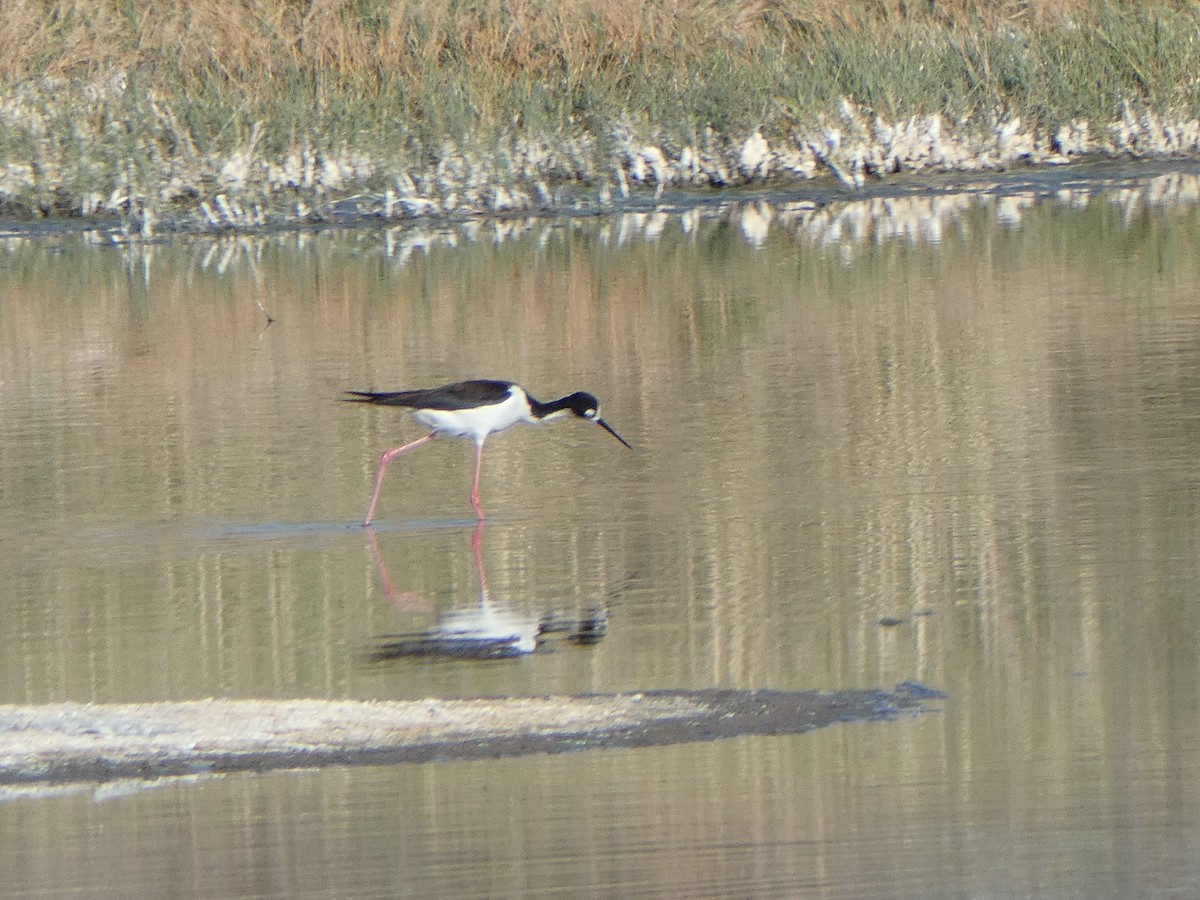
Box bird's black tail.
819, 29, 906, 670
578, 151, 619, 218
344, 390, 416, 406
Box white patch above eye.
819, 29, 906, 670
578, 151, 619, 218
584, 408, 598, 419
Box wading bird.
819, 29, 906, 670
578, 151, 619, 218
347, 379, 632, 524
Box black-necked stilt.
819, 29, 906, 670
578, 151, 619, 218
347, 379, 632, 524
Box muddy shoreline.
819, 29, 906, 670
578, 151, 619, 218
0, 155, 1195, 242
0, 683, 943, 787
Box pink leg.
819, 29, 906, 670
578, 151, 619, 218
363, 434, 434, 526
469, 441, 486, 519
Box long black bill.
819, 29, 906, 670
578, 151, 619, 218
597, 418, 633, 449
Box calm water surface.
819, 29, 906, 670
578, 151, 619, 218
3, 166, 1200, 896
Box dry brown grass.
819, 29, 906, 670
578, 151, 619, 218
2, 0, 1191, 92
1, 0, 1197, 222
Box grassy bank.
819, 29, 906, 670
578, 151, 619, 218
2, 0, 1200, 229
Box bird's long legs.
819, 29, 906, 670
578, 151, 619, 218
363, 433, 435, 526
469, 441, 486, 520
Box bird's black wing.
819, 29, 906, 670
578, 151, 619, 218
345, 379, 515, 410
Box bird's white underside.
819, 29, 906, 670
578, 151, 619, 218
410, 385, 566, 443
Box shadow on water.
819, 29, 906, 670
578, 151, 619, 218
366, 520, 608, 661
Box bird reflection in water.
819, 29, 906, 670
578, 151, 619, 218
368, 521, 608, 661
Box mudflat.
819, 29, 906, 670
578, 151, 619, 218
0, 684, 941, 786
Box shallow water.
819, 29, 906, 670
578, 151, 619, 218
3, 164, 1200, 896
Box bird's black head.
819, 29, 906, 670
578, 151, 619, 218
563, 392, 602, 420
564, 392, 633, 449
